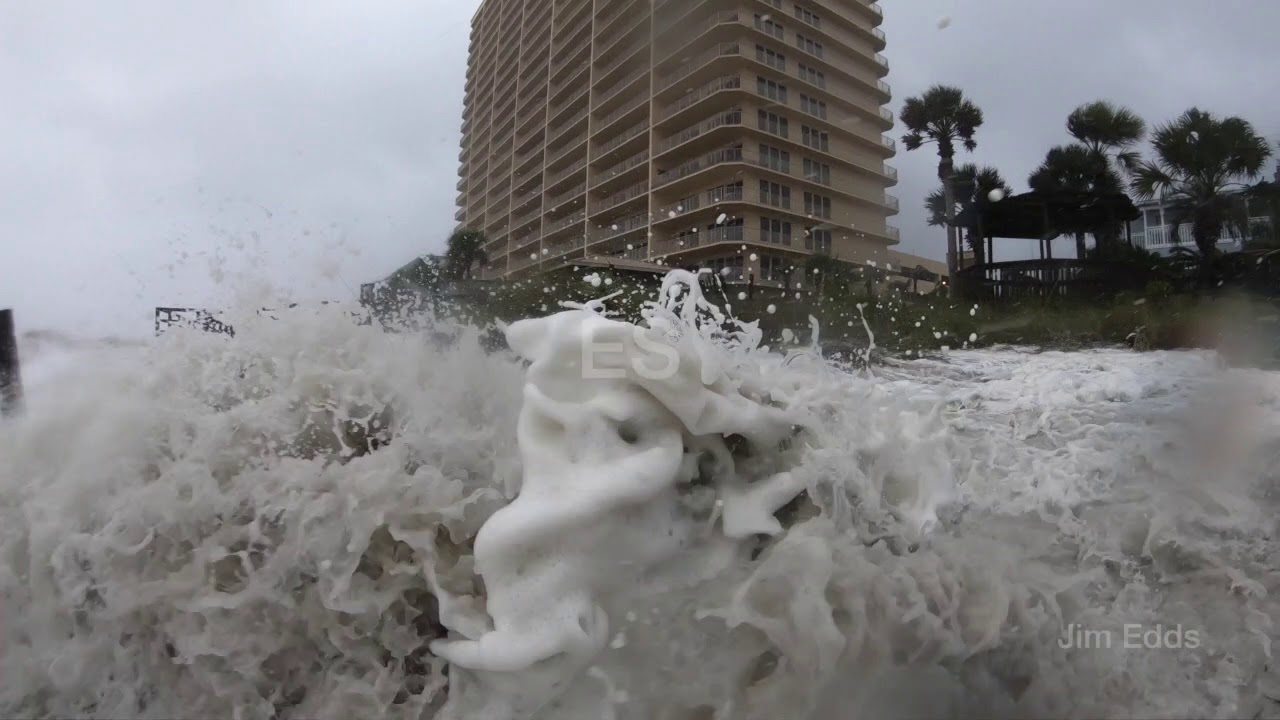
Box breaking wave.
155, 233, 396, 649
1, 271, 1278, 719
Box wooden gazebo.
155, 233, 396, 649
953, 190, 1142, 300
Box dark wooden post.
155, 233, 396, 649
0, 309, 23, 417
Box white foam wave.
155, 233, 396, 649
0, 276, 1277, 719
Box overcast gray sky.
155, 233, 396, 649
2, 0, 1278, 336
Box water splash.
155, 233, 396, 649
1, 275, 1278, 719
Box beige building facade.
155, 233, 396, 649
456, 0, 904, 288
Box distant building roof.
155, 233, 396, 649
955, 190, 1140, 240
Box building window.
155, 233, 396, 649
800, 95, 827, 119
756, 76, 788, 103
798, 63, 825, 89
758, 143, 791, 173
759, 254, 790, 281
803, 158, 830, 185
794, 6, 821, 28
756, 45, 786, 70
753, 13, 784, 39
707, 255, 746, 279
804, 191, 832, 219
795, 34, 824, 59
759, 180, 791, 209
806, 228, 832, 254
757, 109, 789, 138
760, 217, 792, 246
802, 125, 830, 151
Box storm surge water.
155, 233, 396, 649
2, 271, 1279, 719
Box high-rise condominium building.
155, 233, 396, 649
456, 0, 899, 288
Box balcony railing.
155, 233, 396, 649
551, 86, 590, 124
655, 109, 743, 154
883, 193, 899, 211
877, 79, 891, 96
549, 182, 586, 209
659, 75, 741, 121
596, 96, 648, 132
659, 43, 741, 92
545, 235, 586, 259
595, 36, 646, 85
593, 149, 649, 187
661, 11, 739, 60
594, 180, 648, 214
654, 145, 744, 188
655, 183, 744, 219
879, 106, 893, 123
547, 156, 588, 187
593, 213, 649, 241
509, 251, 540, 273
885, 225, 900, 241
874, 52, 889, 69
597, 0, 642, 33
595, 119, 649, 157
882, 164, 898, 180
652, 224, 746, 255
546, 210, 587, 235
511, 207, 541, 229
548, 135, 588, 168
592, 65, 648, 114
881, 135, 896, 151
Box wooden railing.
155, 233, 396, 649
957, 259, 1144, 301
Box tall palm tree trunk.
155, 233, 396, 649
940, 156, 958, 297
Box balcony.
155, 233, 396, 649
547, 115, 588, 154
545, 236, 586, 262
593, 14, 647, 70
595, 96, 648, 135
652, 224, 748, 256
596, 0, 644, 39
659, 43, 741, 93
592, 180, 648, 216
592, 65, 648, 118
545, 210, 587, 236
546, 132, 588, 169
548, 182, 586, 211
592, 149, 649, 189
659, 75, 741, 122
885, 225, 900, 241
595, 40, 646, 89
550, 86, 590, 127
549, 38, 591, 88
883, 193, 899, 212
881, 135, 896, 152
654, 183, 744, 220
591, 213, 649, 243
660, 10, 740, 62
594, 119, 649, 158
546, 156, 588, 188
511, 207, 542, 232
655, 109, 743, 155
654, 145, 744, 188
455, 208, 466, 222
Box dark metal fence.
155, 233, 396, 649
0, 309, 22, 417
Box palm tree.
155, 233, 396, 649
925, 164, 1011, 265
1029, 145, 1122, 257
444, 228, 489, 280
1130, 108, 1273, 261
1067, 100, 1146, 177
900, 85, 984, 293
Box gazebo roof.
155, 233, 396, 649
954, 190, 1141, 240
